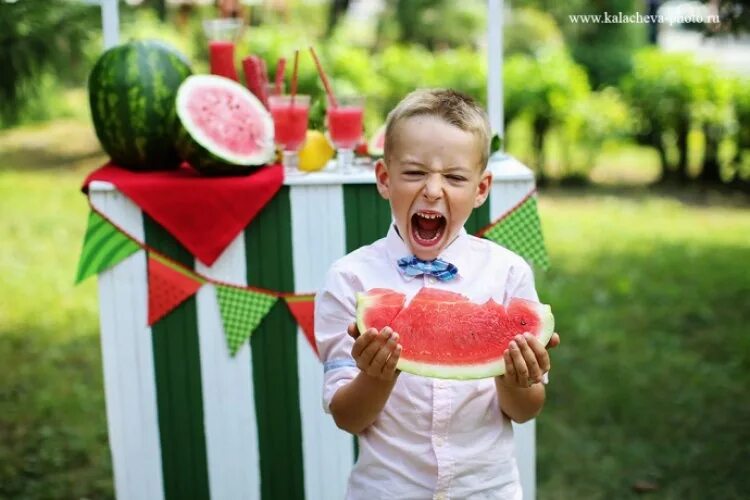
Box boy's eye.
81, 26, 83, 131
404, 170, 424, 177
446, 175, 467, 182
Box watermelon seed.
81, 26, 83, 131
521, 320, 527, 326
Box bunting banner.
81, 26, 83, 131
77, 185, 548, 356
284, 294, 318, 357
478, 192, 550, 270
216, 284, 278, 355
147, 256, 204, 325
75, 210, 140, 283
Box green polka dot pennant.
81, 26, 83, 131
216, 284, 278, 356
482, 195, 550, 270
76, 210, 141, 283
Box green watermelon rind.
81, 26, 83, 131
88, 40, 192, 170
175, 75, 275, 175
355, 291, 380, 335
356, 293, 555, 380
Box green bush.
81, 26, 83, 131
0, 0, 99, 127
514, 0, 647, 87
563, 87, 633, 178
376, 0, 486, 50
732, 78, 750, 180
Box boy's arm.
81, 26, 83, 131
329, 324, 401, 434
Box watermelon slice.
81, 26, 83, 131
175, 74, 275, 175
356, 287, 554, 380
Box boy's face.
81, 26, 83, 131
375, 115, 491, 261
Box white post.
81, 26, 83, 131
101, 0, 120, 49
489, 6, 536, 499
487, 0, 504, 143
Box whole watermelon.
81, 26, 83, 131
88, 40, 192, 170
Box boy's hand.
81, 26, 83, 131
498, 332, 559, 389
347, 322, 401, 381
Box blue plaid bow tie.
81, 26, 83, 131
397, 256, 458, 282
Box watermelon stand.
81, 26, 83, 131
85, 154, 541, 500
89, 0, 542, 498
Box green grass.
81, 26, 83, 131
536, 188, 750, 499
0, 118, 749, 498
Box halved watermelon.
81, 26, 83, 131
175, 75, 275, 175
356, 287, 554, 380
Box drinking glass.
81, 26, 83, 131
327, 95, 364, 173
203, 18, 243, 81
268, 94, 310, 172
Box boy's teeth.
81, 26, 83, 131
417, 213, 441, 220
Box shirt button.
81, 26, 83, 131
428, 276, 436, 284
435, 493, 445, 500
435, 437, 444, 447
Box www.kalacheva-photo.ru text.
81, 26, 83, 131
568, 11, 721, 26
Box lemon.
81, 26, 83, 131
298, 130, 334, 172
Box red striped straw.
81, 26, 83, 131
274, 57, 286, 95
309, 46, 338, 108
290, 50, 299, 107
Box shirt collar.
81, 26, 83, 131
385, 223, 470, 282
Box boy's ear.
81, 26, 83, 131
474, 169, 492, 208
375, 159, 390, 200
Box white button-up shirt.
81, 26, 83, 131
316, 225, 539, 500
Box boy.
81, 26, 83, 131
315, 89, 559, 499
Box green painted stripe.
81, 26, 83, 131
342, 184, 392, 460
144, 215, 209, 500
244, 187, 305, 500
464, 198, 490, 236
343, 184, 392, 253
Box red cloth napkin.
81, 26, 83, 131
83, 163, 284, 266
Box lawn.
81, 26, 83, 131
1, 118, 748, 499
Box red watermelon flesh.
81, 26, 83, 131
356, 287, 554, 380
175, 75, 275, 175
183, 84, 267, 156
357, 288, 406, 332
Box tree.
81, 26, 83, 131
376, 0, 485, 50
144, 0, 168, 21
0, 0, 98, 125
622, 49, 704, 184
695, 68, 736, 184
504, 50, 591, 182
703, 0, 750, 35
326, 0, 351, 36
514, 0, 646, 88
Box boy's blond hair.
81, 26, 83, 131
383, 88, 491, 170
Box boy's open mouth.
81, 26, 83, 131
411, 211, 447, 248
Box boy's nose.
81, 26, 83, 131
422, 175, 443, 200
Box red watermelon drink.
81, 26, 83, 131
203, 19, 242, 81
208, 41, 238, 81
268, 94, 310, 172
327, 95, 364, 173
